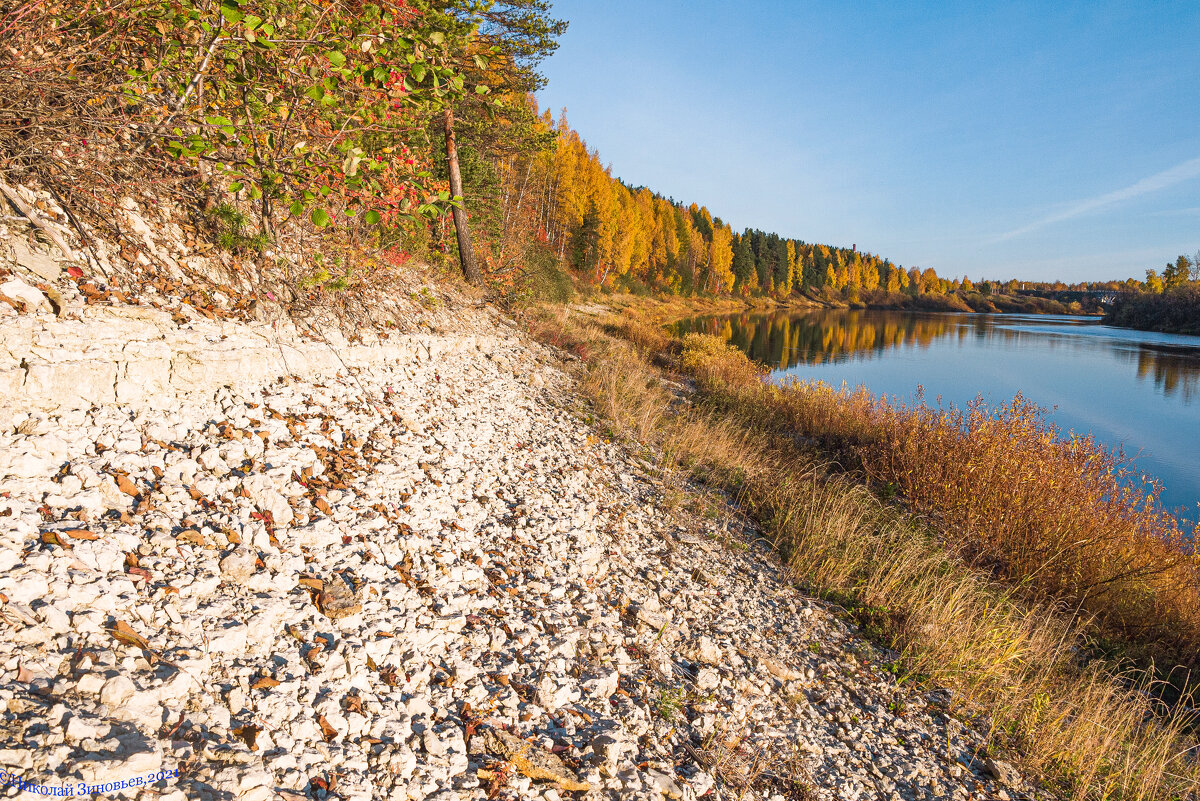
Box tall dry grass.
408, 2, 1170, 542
528, 308, 1200, 800
675, 332, 1200, 667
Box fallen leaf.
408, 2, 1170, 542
63, 528, 99, 541
176, 529, 207, 547
472, 728, 591, 792
40, 531, 72, 549
316, 713, 338, 742
233, 724, 261, 750
251, 676, 280, 690
109, 620, 150, 651
115, 474, 139, 497
298, 576, 324, 591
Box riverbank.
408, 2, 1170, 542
1, 289, 1064, 801
591, 287, 1080, 320
1104, 285, 1200, 335
525, 301, 1200, 801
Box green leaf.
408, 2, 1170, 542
205, 116, 233, 127
326, 50, 346, 68
410, 63, 427, 82
219, 2, 243, 23
289, 201, 304, 216
229, 181, 243, 192
429, 31, 444, 45
364, 210, 381, 224
475, 85, 490, 95
311, 208, 332, 228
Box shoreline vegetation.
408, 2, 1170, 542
1104, 284, 1200, 335
666, 287, 1093, 316
527, 297, 1200, 801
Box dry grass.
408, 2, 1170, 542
526, 306, 1200, 801
676, 332, 1200, 667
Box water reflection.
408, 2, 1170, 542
672, 310, 1200, 401
1132, 346, 1200, 402
670, 309, 1200, 514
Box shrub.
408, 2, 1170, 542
510, 244, 575, 305
1106, 285, 1200, 335
0, 0, 478, 236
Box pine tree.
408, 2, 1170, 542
731, 234, 756, 292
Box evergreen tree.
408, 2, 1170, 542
731, 234, 756, 292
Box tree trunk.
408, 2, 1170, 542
443, 109, 481, 285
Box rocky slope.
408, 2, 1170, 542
0, 187, 1037, 801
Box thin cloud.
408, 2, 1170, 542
993, 156, 1200, 242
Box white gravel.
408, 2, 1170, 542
0, 309, 1039, 801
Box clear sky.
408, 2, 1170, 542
534, 1, 1200, 283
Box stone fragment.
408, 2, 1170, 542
219, 547, 257, 582
985, 758, 1021, 787
696, 635, 722, 665
99, 675, 136, 707
0, 277, 50, 313
317, 573, 362, 620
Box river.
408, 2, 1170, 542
671, 309, 1200, 518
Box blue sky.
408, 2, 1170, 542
534, 1, 1200, 283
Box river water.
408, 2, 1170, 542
671, 309, 1200, 518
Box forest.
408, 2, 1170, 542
5, 0, 1189, 315
1103, 254, 1200, 334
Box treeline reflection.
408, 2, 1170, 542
671, 310, 1200, 401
